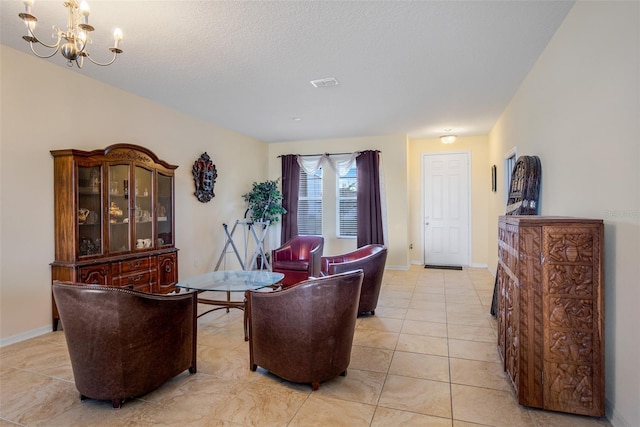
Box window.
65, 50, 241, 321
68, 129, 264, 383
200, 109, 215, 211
298, 168, 322, 235
337, 167, 357, 237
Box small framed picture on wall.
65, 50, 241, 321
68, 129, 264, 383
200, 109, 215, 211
491, 165, 497, 192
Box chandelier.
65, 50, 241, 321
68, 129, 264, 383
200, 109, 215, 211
18, 0, 123, 68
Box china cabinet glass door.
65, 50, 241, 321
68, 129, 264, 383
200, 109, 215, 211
157, 172, 173, 246
108, 164, 130, 253
77, 163, 103, 257
134, 166, 153, 249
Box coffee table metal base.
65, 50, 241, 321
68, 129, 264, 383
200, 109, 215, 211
196, 292, 250, 340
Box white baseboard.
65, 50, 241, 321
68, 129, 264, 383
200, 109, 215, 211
0, 325, 52, 348
468, 263, 488, 269
606, 398, 632, 427
385, 265, 410, 271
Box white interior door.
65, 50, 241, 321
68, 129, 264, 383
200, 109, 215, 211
423, 152, 470, 266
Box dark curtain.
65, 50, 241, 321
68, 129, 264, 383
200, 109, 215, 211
356, 150, 384, 247
280, 154, 300, 244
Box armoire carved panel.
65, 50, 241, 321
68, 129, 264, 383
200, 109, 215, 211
497, 216, 604, 417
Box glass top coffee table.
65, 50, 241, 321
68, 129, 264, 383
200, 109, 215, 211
176, 270, 284, 340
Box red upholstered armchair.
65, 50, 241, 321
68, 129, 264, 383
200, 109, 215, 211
271, 235, 324, 287
246, 270, 364, 390
321, 244, 387, 315
52, 281, 197, 408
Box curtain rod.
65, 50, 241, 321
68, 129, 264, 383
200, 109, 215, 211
277, 150, 380, 158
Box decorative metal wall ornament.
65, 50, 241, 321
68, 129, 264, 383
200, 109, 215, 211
192, 152, 217, 203
505, 155, 541, 215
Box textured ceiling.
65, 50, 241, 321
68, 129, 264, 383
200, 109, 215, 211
1, 1, 575, 142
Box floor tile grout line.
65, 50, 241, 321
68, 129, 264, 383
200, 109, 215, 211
443, 271, 456, 427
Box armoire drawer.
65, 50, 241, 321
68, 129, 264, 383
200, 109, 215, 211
113, 270, 156, 290
112, 256, 156, 276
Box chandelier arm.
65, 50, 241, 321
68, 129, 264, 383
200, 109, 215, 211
26, 25, 64, 50
28, 41, 61, 59
76, 38, 88, 56
84, 51, 119, 67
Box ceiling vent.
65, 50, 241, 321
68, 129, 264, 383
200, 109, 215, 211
310, 77, 340, 88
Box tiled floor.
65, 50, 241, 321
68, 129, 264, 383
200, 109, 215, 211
0, 267, 613, 426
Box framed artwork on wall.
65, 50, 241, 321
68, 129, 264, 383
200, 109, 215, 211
491, 165, 497, 192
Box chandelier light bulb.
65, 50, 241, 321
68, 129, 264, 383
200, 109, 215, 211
112, 27, 123, 50
80, 1, 90, 24
23, 0, 33, 14
113, 27, 123, 41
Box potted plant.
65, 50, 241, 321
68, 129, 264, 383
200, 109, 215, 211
242, 179, 287, 224
242, 180, 287, 270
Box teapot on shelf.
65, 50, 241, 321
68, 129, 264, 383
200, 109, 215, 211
109, 202, 123, 223
78, 208, 90, 224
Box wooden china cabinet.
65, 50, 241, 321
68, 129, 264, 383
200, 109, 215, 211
496, 216, 604, 417
50, 144, 179, 330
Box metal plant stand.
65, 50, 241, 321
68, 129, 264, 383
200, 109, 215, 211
214, 220, 270, 271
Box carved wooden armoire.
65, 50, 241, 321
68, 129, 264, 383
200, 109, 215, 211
496, 216, 604, 417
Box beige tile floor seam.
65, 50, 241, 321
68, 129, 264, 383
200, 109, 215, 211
0, 267, 613, 427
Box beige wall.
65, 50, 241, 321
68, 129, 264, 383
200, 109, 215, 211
408, 136, 489, 267
267, 135, 410, 269
487, 2, 640, 426
0, 46, 268, 343
2, 2, 638, 423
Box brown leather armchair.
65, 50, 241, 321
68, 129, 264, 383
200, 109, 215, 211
321, 244, 387, 315
246, 270, 363, 390
271, 235, 324, 287
52, 281, 197, 408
